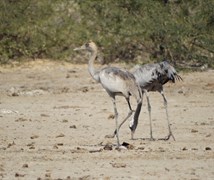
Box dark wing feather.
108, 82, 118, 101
157, 61, 183, 84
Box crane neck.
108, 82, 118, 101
88, 50, 100, 82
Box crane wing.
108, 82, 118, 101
99, 67, 136, 97
132, 64, 158, 88
132, 61, 182, 91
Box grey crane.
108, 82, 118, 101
132, 61, 183, 140
73, 41, 142, 147
110, 60, 182, 140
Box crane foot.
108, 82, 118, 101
159, 133, 175, 141
149, 137, 156, 141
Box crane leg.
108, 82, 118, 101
111, 97, 120, 147
160, 91, 175, 141
144, 90, 155, 141
106, 97, 134, 138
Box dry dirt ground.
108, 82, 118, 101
0, 60, 213, 180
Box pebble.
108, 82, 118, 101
103, 143, 113, 151
191, 129, 198, 133
22, 164, 28, 168
205, 147, 212, 151
56, 133, 65, 138
70, 125, 77, 129
111, 162, 126, 168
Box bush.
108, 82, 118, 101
0, 0, 213, 68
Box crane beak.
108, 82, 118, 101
73, 45, 85, 51
73, 47, 81, 51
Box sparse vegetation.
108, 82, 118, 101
0, 0, 213, 69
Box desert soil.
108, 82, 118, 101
0, 60, 213, 180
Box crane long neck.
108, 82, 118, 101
88, 50, 100, 82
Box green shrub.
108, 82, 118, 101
0, 0, 213, 68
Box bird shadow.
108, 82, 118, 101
131, 137, 174, 142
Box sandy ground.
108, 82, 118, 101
0, 60, 213, 180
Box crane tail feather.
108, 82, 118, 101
175, 74, 183, 81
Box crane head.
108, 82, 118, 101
74, 41, 98, 53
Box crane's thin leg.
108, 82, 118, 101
106, 97, 134, 138
144, 90, 155, 141
160, 90, 175, 141
129, 98, 142, 140
111, 97, 120, 147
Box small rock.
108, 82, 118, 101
103, 143, 113, 151
182, 147, 188, 151
45, 173, 51, 178
27, 142, 35, 146
22, 164, 28, 168
74, 147, 87, 153
15, 118, 28, 122
177, 89, 184, 94
62, 119, 68, 123
206, 134, 211, 137
61, 87, 70, 93
89, 149, 102, 153
29, 146, 35, 149
12, 92, 19, 96
200, 122, 208, 125
40, 114, 49, 117
111, 162, 126, 168
53, 145, 58, 149
116, 146, 127, 151
191, 171, 196, 175
56, 133, 65, 138
57, 143, 64, 146
165, 167, 170, 172
105, 134, 114, 138
137, 147, 145, 150
30, 135, 39, 139
68, 70, 76, 73
7, 141, 16, 148
79, 175, 91, 179
8, 87, 19, 96
0, 165, 4, 171
81, 87, 89, 93
177, 86, 189, 95
108, 114, 114, 119
15, 173, 25, 177
66, 74, 71, 78
191, 129, 198, 133
205, 147, 212, 151
158, 147, 165, 152
69, 125, 77, 129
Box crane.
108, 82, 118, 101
74, 41, 142, 147
132, 61, 183, 140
